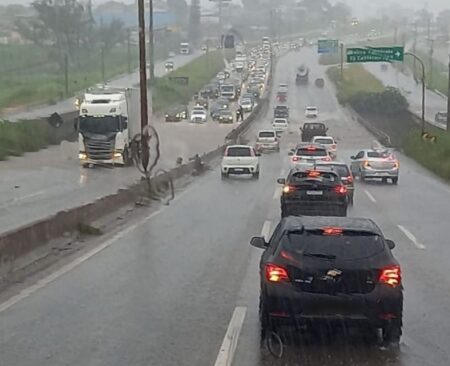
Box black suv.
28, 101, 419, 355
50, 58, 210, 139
278, 168, 348, 217
251, 216, 403, 345
274, 105, 289, 119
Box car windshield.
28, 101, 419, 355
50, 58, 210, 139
314, 138, 333, 144
281, 231, 385, 260
192, 110, 204, 115
290, 171, 339, 182
226, 147, 252, 156
296, 148, 328, 156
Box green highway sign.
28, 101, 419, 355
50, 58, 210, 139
346, 46, 404, 63
318, 39, 339, 54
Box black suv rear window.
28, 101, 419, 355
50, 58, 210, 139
317, 164, 350, 177
290, 171, 339, 183
259, 131, 275, 138
227, 147, 252, 156
281, 231, 385, 260
296, 148, 327, 157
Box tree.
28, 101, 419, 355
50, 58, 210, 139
188, 0, 201, 45
436, 9, 450, 37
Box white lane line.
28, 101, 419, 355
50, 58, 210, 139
397, 225, 426, 250
261, 220, 272, 241
0, 209, 162, 314
364, 189, 377, 203
273, 187, 280, 200
213, 306, 247, 366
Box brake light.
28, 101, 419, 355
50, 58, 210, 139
282, 185, 292, 193
334, 185, 347, 195
306, 146, 316, 151
292, 156, 300, 162
323, 227, 343, 235
346, 175, 353, 183
307, 170, 321, 177
265, 264, 290, 282
379, 265, 401, 287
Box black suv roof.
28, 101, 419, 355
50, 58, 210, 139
280, 216, 382, 235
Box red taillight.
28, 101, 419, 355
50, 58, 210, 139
307, 170, 321, 178
379, 265, 401, 288
306, 146, 316, 151
322, 227, 343, 235
265, 263, 290, 283
334, 185, 347, 195
292, 156, 300, 162
346, 175, 353, 183
331, 144, 337, 149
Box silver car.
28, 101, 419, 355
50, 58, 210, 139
350, 149, 399, 184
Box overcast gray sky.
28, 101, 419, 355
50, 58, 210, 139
0, 0, 449, 14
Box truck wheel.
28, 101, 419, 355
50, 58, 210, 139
122, 148, 132, 166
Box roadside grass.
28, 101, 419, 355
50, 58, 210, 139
403, 125, 450, 181
327, 64, 384, 104
0, 49, 231, 160
153, 49, 231, 112
397, 48, 448, 96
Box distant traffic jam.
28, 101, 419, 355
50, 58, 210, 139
221, 36, 403, 352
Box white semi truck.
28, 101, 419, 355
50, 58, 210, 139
77, 87, 141, 167
180, 42, 191, 55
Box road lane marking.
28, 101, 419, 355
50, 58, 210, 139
261, 220, 272, 241
0, 209, 162, 314
397, 225, 426, 250
213, 306, 247, 366
364, 189, 377, 203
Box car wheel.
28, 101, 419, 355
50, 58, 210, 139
253, 171, 260, 179
392, 177, 398, 185
382, 177, 388, 184
382, 318, 402, 346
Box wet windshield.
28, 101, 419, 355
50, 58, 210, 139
79, 116, 121, 134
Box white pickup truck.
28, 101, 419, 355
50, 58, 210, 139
221, 145, 260, 179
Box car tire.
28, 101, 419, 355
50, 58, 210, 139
382, 177, 388, 184
392, 177, 398, 185
253, 171, 260, 179
122, 148, 132, 166
382, 318, 402, 346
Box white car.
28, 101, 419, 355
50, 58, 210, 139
190, 107, 207, 123
221, 145, 260, 179
255, 130, 280, 152
240, 98, 253, 112
312, 135, 337, 158
289, 143, 332, 168
305, 106, 318, 118
272, 118, 289, 132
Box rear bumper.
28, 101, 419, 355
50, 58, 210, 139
264, 284, 403, 326
281, 200, 347, 215
362, 169, 398, 178
222, 165, 258, 174
256, 143, 279, 151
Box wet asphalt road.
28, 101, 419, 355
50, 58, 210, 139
1, 48, 450, 366
0, 51, 243, 235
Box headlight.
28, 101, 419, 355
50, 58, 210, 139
78, 152, 87, 160
113, 152, 122, 158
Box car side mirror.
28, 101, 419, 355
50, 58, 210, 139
386, 239, 395, 250
277, 178, 286, 184
250, 236, 267, 249
288, 150, 294, 156
350, 156, 355, 160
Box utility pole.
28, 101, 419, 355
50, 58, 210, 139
101, 46, 105, 83
64, 53, 69, 97
138, 0, 149, 170
412, 22, 418, 79
340, 43, 344, 80
405, 52, 426, 135
447, 54, 450, 131
148, 0, 155, 84
429, 38, 434, 87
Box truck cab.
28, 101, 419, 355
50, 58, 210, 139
77, 88, 140, 166
180, 42, 191, 55
220, 84, 237, 101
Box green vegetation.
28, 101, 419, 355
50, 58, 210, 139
327, 64, 384, 105
399, 49, 448, 96
403, 125, 450, 181
153, 50, 232, 112
0, 44, 140, 110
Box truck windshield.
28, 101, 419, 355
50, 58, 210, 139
221, 86, 234, 92
79, 116, 121, 134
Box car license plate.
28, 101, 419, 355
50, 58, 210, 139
234, 168, 244, 172
307, 190, 323, 195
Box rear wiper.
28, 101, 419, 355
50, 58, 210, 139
303, 252, 336, 260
